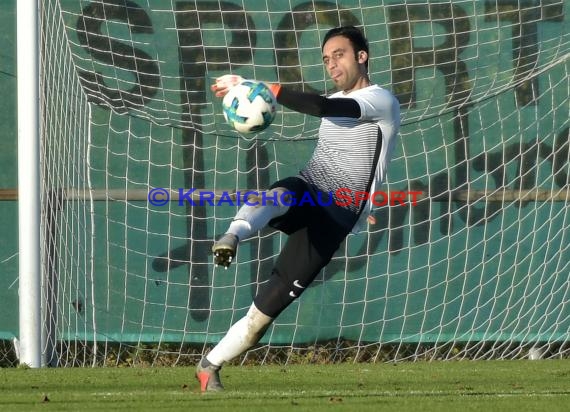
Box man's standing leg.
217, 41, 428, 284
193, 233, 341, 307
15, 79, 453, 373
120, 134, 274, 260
195, 303, 273, 392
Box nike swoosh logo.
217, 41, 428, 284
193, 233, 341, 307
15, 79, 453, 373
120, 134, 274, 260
289, 291, 297, 298
293, 280, 305, 289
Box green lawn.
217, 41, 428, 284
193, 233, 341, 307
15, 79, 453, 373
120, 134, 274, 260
1, 360, 569, 411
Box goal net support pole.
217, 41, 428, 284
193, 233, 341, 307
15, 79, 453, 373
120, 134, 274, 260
17, 0, 42, 368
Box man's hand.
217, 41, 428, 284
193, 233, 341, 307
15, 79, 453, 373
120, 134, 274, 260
210, 74, 244, 98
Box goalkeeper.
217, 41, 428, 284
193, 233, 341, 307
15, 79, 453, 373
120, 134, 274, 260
197, 25, 400, 392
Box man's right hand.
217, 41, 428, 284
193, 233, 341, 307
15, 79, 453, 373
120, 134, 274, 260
210, 74, 245, 98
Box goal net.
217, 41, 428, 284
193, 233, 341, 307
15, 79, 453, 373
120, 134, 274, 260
30, 0, 570, 366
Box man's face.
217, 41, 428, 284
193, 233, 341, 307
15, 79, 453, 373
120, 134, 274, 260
322, 35, 367, 92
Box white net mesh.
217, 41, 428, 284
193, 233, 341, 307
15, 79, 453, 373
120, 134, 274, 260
36, 0, 569, 365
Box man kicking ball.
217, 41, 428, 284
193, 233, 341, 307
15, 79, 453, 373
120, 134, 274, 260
197, 25, 400, 392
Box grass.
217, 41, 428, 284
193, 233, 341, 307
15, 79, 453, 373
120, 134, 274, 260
1, 360, 569, 411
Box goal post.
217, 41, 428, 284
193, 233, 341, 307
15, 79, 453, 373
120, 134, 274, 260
13, 0, 570, 366
17, 0, 41, 368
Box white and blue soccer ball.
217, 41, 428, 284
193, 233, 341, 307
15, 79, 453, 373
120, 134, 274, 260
222, 80, 277, 134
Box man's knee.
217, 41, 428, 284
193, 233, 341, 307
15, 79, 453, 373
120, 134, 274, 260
241, 187, 292, 207
261, 187, 292, 207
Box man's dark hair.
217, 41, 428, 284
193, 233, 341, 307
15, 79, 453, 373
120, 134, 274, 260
322, 26, 369, 69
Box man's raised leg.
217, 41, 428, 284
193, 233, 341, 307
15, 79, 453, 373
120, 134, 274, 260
212, 188, 291, 267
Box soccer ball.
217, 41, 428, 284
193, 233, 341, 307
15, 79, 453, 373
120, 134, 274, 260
222, 80, 277, 134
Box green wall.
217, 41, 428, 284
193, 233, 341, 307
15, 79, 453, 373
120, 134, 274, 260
1, 1, 568, 346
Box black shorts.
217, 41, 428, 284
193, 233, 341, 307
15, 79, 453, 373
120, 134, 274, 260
253, 176, 351, 318
268, 176, 351, 257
